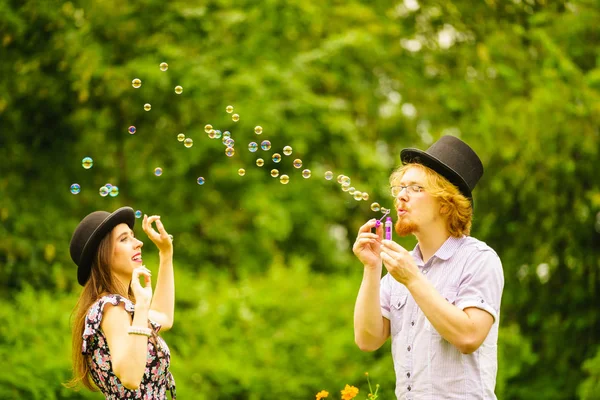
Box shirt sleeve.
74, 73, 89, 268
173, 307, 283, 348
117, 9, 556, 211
455, 249, 504, 322
380, 273, 393, 320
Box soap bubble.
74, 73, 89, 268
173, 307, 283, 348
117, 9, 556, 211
248, 142, 258, 152
261, 140, 271, 151
381, 207, 389, 214
184, 138, 193, 148
177, 133, 185, 142
348, 187, 356, 195
132, 78, 141, 88
70, 183, 80, 194
302, 169, 311, 179
197, 177, 205, 185
109, 186, 119, 197
154, 167, 163, 176
362, 192, 369, 201
226, 105, 233, 113
341, 183, 350, 192
256, 158, 264, 167
223, 131, 231, 139
208, 130, 216, 139
238, 168, 246, 176
371, 202, 381, 212
280, 174, 289, 184
105, 184, 113, 191
232, 114, 240, 122
270, 169, 279, 177
160, 62, 168, 71
144, 103, 151, 111
135, 210, 142, 218
337, 174, 345, 184
353, 191, 363, 201
175, 86, 183, 94
213, 130, 222, 139
325, 171, 333, 180
128, 126, 136, 134
283, 146, 292, 156
205, 124, 213, 133
99, 186, 109, 197
254, 126, 263, 135
341, 176, 351, 185
82, 157, 93, 169
225, 147, 235, 157
293, 159, 302, 168
272, 153, 281, 163
225, 138, 235, 147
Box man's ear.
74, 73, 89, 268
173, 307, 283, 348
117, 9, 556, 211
439, 202, 451, 216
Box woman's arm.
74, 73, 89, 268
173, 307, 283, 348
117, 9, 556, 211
143, 215, 175, 331
102, 303, 150, 389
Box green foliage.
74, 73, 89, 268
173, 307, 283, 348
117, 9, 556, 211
579, 346, 600, 400
1, 0, 599, 398
0, 263, 533, 399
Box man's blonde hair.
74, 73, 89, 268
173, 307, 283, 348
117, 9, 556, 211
390, 163, 473, 237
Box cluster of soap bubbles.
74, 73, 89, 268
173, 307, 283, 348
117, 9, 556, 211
322, 170, 388, 214
204, 114, 314, 185
73, 61, 393, 221
99, 183, 120, 197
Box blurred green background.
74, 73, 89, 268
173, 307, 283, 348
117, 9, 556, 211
1, 0, 599, 399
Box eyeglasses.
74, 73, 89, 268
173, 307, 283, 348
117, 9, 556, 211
390, 184, 424, 197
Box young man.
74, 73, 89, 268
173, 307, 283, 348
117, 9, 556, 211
353, 135, 504, 399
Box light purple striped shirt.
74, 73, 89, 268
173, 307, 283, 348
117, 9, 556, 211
380, 235, 504, 400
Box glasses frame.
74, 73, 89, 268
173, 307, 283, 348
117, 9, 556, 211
390, 184, 425, 197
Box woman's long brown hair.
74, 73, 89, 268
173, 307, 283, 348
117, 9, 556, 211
64, 230, 132, 391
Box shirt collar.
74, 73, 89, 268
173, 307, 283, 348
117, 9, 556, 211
412, 235, 466, 264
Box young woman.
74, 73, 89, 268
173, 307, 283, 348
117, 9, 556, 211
66, 206, 176, 399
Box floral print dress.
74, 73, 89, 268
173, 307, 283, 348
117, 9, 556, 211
82, 294, 176, 399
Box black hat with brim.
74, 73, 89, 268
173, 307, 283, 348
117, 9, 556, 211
400, 135, 483, 202
70, 207, 135, 286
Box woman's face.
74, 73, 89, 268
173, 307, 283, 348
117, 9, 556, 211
110, 223, 143, 281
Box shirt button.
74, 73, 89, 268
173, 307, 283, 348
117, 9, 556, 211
407, 372, 410, 378
411, 321, 415, 326
481, 299, 485, 303
407, 345, 411, 351
408, 386, 412, 391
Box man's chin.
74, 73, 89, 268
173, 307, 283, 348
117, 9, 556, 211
395, 221, 417, 237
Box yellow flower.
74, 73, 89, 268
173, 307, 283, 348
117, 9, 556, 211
316, 390, 329, 400
340, 384, 359, 400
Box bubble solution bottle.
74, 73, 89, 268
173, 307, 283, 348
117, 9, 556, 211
385, 217, 393, 240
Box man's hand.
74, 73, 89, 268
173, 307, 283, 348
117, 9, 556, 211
352, 219, 383, 269
380, 239, 421, 287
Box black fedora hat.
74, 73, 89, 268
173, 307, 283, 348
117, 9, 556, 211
400, 135, 484, 201
70, 206, 135, 286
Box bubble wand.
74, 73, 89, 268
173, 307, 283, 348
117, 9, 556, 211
374, 208, 390, 229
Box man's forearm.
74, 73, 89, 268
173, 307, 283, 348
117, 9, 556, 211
354, 266, 386, 351
407, 275, 479, 353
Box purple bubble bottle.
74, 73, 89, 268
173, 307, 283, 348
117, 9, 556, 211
385, 216, 392, 240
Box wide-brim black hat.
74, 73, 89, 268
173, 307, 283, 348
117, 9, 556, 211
400, 135, 483, 201
70, 207, 135, 286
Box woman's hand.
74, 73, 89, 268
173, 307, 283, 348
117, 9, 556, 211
130, 265, 152, 310
142, 215, 173, 253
